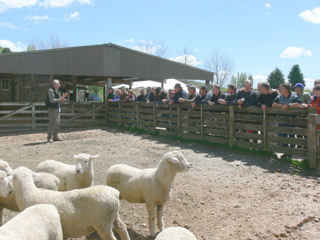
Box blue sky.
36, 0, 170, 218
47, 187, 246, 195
1, 0, 319, 89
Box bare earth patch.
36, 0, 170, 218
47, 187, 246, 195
0, 127, 319, 240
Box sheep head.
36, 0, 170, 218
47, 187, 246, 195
74, 153, 99, 174
164, 151, 190, 173
0, 172, 13, 197
0, 159, 13, 176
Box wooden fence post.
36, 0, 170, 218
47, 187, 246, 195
200, 104, 204, 141
307, 114, 318, 168
136, 103, 140, 127
263, 110, 268, 151
229, 105, 235, 147
118, 102, 122, 126
177, 104, 182, 136
105, 102, 109, 125
31, 102, 35, 131
153, 103, 156, 129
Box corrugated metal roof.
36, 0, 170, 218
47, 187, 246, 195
0, 43, 213, 81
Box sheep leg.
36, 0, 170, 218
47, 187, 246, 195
157, 204, 165, 232
146, 202, 157, 237
113, 215, 131, 240
0, 207, 3, 226
95, 224, 117, 240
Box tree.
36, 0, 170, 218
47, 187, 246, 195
154, 42, 169, 58
231, 72, 250, 88
0, 46, 3, 53
27, 43, 36, 51
28, 33, 70, 50
288, 64, 305, 86
204, 51, 234, 87
180, 46, 194, 65
2, 47, 12, 54
267, 68, 285, 89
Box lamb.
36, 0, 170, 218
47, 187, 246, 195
36, 153, 99, 191
0, 204, 63, 240
1, 167, 130, 240
0, 159, 13, 176
155, 227, 197, 240
0, 165, 60, 226
106, 151, 190, 237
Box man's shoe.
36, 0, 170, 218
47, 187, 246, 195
53, 137, 63, 141
48, 139, 53, 143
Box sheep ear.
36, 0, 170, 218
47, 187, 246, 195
0, 171, 6, 180
90, 155, 99, 160
168, 157, 179, 164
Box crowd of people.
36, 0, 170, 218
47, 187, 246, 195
106, 79, 320, 111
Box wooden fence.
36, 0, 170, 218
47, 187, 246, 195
106, 102, 320, 168
0, 102, 106, 133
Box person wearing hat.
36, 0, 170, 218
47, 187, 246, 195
169, 83, 187, 104
294, 83, 311, 104
155, 87, 167, 105
107, 87, 115, 101
108, 89, 121, 102
192, 85, 210, 108
137, 88, 147, 102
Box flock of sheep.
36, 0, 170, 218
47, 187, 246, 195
0, 151, 197, 240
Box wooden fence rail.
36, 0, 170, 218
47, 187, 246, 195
106, 102, 319, 168
0, 102, 106, 133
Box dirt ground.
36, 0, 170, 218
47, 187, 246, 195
0, 127, 320, 240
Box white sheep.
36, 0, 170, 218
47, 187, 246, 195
0, 204, 63, 240
106, 151, 190, 237
155, 227, 197, 240
1, 167, 130, 240
0, 166, 60, 226
0, 159, 13, 176
36, 153, 99, 191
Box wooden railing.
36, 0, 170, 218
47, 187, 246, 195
0, 102, 106, 133
106, 102, 319, 168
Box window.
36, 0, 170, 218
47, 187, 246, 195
1, 80, 9, 90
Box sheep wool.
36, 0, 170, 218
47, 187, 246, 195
106, 151, 190, 237
7, 167, 130, 240
155, 227, 197, 240
36, 153, 98, 191
0, 204, 63, 240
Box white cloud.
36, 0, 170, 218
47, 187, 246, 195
25, 15, 53, 23
132, 44, 161, 54
125, 38, 135, 43
265, 3, 271, 8
299, 7, 320, 24
40, 0, 93, 8
0, 0, 38, 13
0, 39, 26, 52
0, 0, 93, 13
0, 21, 20, 29
169, 54, 202, 66
64, 11, 80, 21
280, 47, 312, 59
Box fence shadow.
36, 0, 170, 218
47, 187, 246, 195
86, 228, 152, 240
102, 126, 319, 180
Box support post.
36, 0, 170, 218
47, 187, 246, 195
72, 76, 77, 102
177, 104, 182, 136
31, 102, 35, 131
118, 102, 122, 126
229, 105, 235, 147
263, 110, 268, 151
307, 114, 318, 168
136, 103, 140, 127
153, 103, 156, 129
200, 104, 204, 141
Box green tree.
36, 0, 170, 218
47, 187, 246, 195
27, 43, 36, 51
288, 64, 305, 86
0, 46, 3, 54
267, 68, 285, 89
2, 47, 12, 54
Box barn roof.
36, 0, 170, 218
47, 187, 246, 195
0, 43, 213, 85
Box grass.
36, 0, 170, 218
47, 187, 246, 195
107, 123, 311, 170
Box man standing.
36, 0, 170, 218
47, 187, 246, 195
169, 83, 187, 104
45, 79, 68, 143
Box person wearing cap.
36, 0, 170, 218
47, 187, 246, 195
125, 89, 136, 102
45, 79, 68, 143
137, 88, 147, 102
218, 84, 238, 105
294, 83, 311, 104
108, 89, 121, 102
107, 87, 115, 101
169, 83, 187, 104
192, 85, 210, 107
208, 84, 225, 106
155, 87, 167, 105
